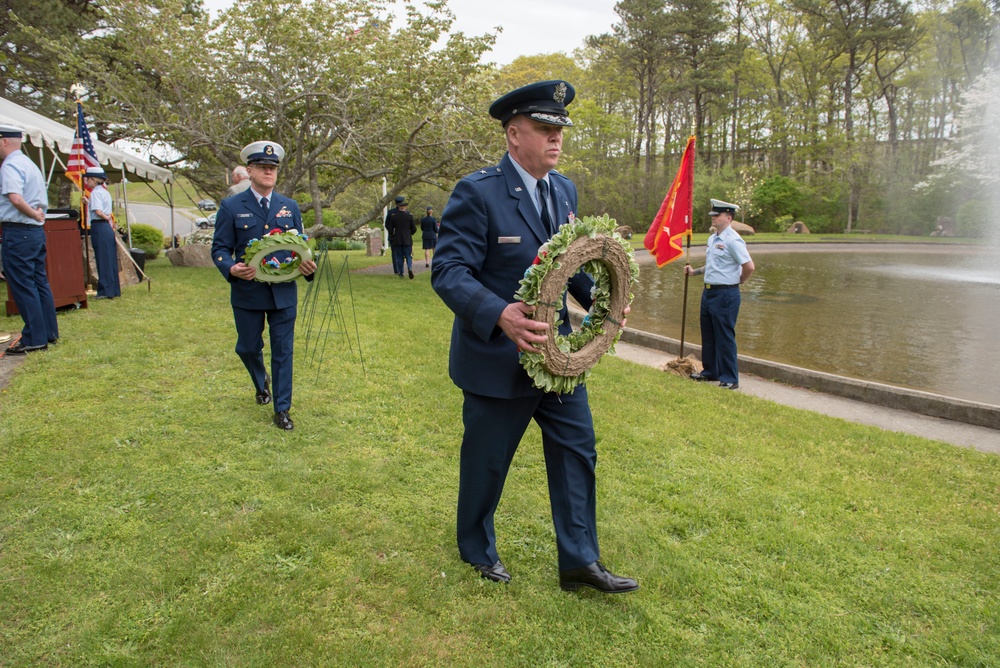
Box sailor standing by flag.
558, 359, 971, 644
684, 199, 755, 389
83, 167, 121, 300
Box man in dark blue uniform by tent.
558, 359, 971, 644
212, 141, 316, 431
432, 81, 638, 593
1, 123, 58, 354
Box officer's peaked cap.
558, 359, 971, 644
0, 123, 25, 138
489, 80, 575, 127
241, 141, 285, 165
708, 199, 739, 216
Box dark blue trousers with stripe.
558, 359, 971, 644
700, 288, 741, 384
457, 387, 600, 572
1, 224, 58, 347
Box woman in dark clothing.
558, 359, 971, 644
420, 206, 439, 267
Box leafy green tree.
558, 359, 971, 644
0, 0, 104, 120
89, 0, 498, 238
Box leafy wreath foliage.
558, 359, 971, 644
242, 229, 316, 283
514, 214, 640, 394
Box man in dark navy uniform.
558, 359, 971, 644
212, 141, 316, 431
432, 81, 638, 593
385, 198, 416, 279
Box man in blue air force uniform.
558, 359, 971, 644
212, 141, 316, 431
431, 81, 638, 593
684, 199, 755, 389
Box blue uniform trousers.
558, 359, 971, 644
457, 387, 600, 571
700, 288, 741, 384
90, 221, 121, 298
1, 224, 58, 347
233, 304, 297, 413
390, 244, 413, 276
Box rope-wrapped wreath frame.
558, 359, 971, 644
515, 214, 640, 394
242, 230, 316, 283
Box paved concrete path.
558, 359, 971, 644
614, 341, 1000, 455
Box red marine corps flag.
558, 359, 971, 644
65, 101, 100, 192
643, 135, 695, 267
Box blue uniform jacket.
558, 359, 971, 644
211, 189, 309, 310
432, 153, 594, 399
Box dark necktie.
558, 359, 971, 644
537, 179, 553, 236
261, 196, 269, 218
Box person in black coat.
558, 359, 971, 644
420, 206, 438, 267
385, 199, 416, 279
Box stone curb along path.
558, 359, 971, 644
602, 325, 1000, 456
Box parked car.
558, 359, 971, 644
194, 213, 217, 229
196, 199, 217, 211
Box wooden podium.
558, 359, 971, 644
5, 212, 88, 316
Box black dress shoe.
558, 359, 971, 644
408, 269, 414, 279
5, 342, 48, 355
559, 562, 638, 594
719, 382, 739, 390
272, 410, 294, 430
472, 561, 511, 583
690, 371, 715, 382
255, 375, 272, 405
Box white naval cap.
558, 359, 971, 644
708, 198, 739, 216
84, 167, 108, 180
0, 123, 25, 138
240, 141, 285, 165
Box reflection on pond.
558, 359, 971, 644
627, 246, 1000, 406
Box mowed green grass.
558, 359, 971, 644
1, 254, 997, 666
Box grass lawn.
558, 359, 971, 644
1, 254, 998, 666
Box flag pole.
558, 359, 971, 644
679, 223, 691, 359
76, 102, 93, 292
678, 132, 696, 360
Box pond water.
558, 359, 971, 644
626, 244, 1000, 407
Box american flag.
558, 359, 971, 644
65, 101, 100, 191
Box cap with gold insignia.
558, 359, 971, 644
84, 167, 108, 181
489, 80, 575, 127
0, 123, 25, 138
240, 141, 285, 165
708, 199, 739, 216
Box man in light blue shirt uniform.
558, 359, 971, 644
84, 167, 121, 299
684, 199, 755, 389
0, 123, 58, 354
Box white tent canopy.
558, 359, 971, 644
0, 96, 173, 184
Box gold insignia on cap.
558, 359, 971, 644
553, 83, 567, 104
265, 145, 274, 155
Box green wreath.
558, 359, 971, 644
515, 214, 640, 394
242, 230, 316, 283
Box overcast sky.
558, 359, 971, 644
201, 0, 622, 65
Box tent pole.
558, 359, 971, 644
121, 166, 133, 248
169, 181, 175, 248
